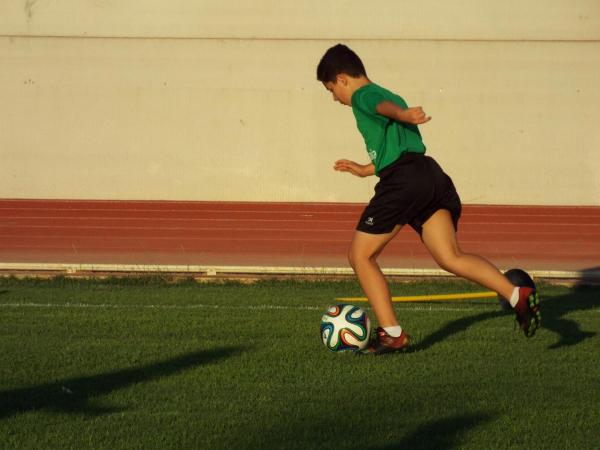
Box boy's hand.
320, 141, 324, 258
401, 106, 431, 125
406, 106, 431, 125
375, 101, 431, 125
334, 160, 375, 177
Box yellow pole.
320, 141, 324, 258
336, 291, 497, 303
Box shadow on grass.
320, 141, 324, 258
375, 412, 494, 450
407, 266, 599, 352
407, 310, 503, 352
0, 346, 245, 419
541, 267, 599, 350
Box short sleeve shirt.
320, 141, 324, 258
351, 83, 426, 175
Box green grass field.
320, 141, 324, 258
1, 277, 599, 449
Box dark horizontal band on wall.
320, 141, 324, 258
1, 199, 599, 274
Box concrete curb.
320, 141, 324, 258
1, 262, 598, 281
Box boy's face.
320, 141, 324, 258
323, 75, 353, 106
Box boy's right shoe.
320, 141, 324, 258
362, 327, 410, 355
514, 287, 541, 337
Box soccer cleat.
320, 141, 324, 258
362, 327, 410, 355
514, 287, 541, 337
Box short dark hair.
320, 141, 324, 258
316, 44, 367, 83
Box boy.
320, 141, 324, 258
316, 44, 541, 354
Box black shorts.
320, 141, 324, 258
356, 152, 462, 236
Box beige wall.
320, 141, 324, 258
1, 1, 599, 205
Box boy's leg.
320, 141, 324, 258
348, 224, 403, 328
421, 209, 541, 336
421, 209, 514, 299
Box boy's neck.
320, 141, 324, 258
348, 76, 372, 95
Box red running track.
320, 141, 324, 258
1, 199, 599, 274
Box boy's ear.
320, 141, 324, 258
335, 74, 349, 86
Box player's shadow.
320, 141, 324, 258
0, 346, 244, 419
375, 412, 494, 450
541, 266, 599, 350
408, 309, 503, 353
408, 266, 599, 352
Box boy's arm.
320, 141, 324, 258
334, 159, 375, 177
376, 101, 431, 125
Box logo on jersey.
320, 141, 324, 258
368, 149, 377, 161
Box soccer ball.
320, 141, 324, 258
320, 304, 371, 352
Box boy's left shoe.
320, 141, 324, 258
514, 287, 541, 337
361, 327, 410, 355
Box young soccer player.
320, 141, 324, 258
316, 44, 541, 354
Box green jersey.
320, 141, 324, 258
351, 83, 426, 175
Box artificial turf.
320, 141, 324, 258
0, 276, 598, 449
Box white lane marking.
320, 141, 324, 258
0, 302, 493, 312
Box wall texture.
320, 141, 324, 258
1, 1, 599, 205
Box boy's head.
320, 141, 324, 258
316, 44, 367, 83
317, 44, 369, 106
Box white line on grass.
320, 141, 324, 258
0, 302, 489, 312
0, 302, 321, 311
